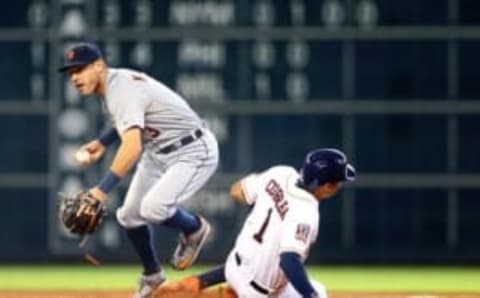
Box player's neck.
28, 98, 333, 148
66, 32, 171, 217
296, 179, 309, 192
94, 68, 108, 98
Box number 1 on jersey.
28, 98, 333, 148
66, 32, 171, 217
253, 208, 273, 243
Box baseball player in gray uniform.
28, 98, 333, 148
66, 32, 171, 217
59, 42, 219, 298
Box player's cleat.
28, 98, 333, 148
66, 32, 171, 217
133, 271, 166, 298
170, 216, 211, 270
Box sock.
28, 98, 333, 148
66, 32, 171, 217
162, 208, 200, 236
125, 225, 160, 275
197, 265, 226, 289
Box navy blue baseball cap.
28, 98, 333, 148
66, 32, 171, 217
300, 148, 356, 191
58, 43, 103, 72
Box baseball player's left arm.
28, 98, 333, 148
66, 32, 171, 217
89, 126, 142, 200
279, 209, 319, 297
229, 180, 247, 204
230, 173, 259, 205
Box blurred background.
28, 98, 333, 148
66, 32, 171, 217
1, 0, 479, 266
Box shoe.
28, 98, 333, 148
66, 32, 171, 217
133, 271, 166, 298
170, 216, 211, 270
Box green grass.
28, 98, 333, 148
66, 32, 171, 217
310, 266, 480, 293
0, 265, 479, 293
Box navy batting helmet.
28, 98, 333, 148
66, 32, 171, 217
300, 148, 356, 191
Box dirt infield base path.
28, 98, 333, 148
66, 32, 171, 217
1, 291, 479, 298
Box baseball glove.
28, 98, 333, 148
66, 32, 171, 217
59, 191, 107, 236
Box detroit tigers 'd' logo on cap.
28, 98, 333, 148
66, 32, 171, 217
66, 50, 75, 61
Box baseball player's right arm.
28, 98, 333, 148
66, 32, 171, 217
75, 127, 119, 166
76, 140, 105, 166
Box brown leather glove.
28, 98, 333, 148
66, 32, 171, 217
59, 191, 107, 235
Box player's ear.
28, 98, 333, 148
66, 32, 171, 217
325, 182, 342, 196
93, 59, 105, 71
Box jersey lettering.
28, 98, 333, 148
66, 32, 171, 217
265, 179, 289, 219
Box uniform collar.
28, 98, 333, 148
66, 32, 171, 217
286, 174, 318, 205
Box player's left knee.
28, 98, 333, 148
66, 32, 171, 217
116, 207, 139, 228
139, 201, 172, 222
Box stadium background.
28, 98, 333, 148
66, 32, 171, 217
1, 0, 479, 268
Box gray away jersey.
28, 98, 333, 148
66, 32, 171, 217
104, 68, 203, 147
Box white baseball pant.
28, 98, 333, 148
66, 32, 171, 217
225, 250, 328, 298
116, 129, 218, 228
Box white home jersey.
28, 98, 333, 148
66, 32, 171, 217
232, 165, 320, 292
104, 68, 204, 149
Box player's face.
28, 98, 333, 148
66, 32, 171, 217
67, 63, 100, 96
313, 182, 342, 200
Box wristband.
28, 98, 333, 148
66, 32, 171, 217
97, 170, 121, 193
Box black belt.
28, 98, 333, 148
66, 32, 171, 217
250, 280, 269, 295
234, 252, 270, 296
157, 129, 203, 154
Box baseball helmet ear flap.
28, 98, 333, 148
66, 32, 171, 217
345, 163, 356, 181
300, 148, 356, 191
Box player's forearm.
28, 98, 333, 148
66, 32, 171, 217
280, 252, 317, 298
110, 144, 141, 177
110, 132, 142, 177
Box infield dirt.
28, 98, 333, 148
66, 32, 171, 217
1, 291, 479, 298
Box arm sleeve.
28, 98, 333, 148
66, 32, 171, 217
196, 265, 226, 289
97, 127, 119, 147
279, 252, 316, 297
108, 82, 148, 135
240, 174, 260, 205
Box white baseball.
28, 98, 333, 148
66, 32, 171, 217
75, 149, 91, 164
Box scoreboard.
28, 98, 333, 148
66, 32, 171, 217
2, 0, 480, 261
0, 0, 456, 105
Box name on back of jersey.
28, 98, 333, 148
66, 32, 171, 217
265, 179, 289, 220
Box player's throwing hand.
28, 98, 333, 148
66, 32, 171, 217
75, 140, 106, 166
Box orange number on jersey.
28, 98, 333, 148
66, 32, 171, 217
144, 126, 160, 138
